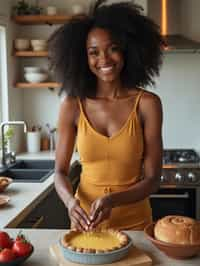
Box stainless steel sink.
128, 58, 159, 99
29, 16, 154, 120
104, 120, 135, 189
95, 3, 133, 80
10, 160, 55, 169
0, 160, 55, 182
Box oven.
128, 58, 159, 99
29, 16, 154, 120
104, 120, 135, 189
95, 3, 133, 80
150, 149, 200, 221
150, 188, 198, 221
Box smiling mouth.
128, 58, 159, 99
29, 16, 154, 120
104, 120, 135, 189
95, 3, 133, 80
99, 65, 115, 74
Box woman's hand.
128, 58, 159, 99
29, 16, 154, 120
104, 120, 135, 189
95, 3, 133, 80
89, 196, 112, 229
67, 197, 90, 231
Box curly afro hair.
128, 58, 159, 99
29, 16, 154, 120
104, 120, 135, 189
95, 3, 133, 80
48, 0, 164, 98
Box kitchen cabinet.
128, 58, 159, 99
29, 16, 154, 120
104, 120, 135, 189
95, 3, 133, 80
12, 14, 80, 89
17, 188, 70, 229
17, 161, 81, 229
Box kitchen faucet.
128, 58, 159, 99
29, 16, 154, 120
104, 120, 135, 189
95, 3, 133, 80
0, 121, 27, 167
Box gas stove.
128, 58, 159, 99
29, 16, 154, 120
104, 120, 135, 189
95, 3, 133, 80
161, 149, 200, 187
163, 149, 200, 164
151, 149, 200, 220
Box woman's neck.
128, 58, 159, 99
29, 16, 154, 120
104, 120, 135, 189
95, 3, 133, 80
96, 80, 124, 100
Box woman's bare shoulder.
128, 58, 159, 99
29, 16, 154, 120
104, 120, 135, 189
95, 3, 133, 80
60, 95, 79, 109
59, 96, 80, 124
138, 90, 162, 123
140, 90, 162, 108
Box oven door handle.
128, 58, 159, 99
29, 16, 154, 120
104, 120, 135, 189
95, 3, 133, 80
150, 192, 189, 199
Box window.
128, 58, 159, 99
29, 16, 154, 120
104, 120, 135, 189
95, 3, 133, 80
0, 20, 9, 123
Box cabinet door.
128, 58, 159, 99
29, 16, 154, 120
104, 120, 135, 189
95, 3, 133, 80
18, 161, 81, 229
18, 188, 70, 229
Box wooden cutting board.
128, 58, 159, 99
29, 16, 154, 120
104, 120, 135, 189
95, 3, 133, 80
49, 244, 152, 266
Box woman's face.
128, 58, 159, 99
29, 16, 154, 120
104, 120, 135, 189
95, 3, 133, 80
86, 28, 124, 83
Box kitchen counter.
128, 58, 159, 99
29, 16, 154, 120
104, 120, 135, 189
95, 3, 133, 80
4, 229, 200, 266
0, 151, 79, 229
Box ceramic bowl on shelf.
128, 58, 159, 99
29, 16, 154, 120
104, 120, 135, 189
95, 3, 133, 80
32, 45, 47, 51
144, 222, 200, 259
31, 39, 47, 46
46, 6, 57, 15
0, 177, 13, 192
71, 4, 85, 14
31, 39, 47, 51
24, 67, 44, 74
24, 72, 48, 83
14, 39, 30, 51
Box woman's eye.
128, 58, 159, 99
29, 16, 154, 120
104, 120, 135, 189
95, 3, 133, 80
88, 50, 99, 56
110, 45, 120, 52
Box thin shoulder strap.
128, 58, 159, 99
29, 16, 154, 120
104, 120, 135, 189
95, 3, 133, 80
134, 89, 144, 112
77, 98, 84, 114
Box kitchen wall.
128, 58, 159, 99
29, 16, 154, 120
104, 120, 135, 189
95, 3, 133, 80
7, 0, 200, 152
150, 53, 200, 151
181, 0, 200, 42
0, 0, 25, 151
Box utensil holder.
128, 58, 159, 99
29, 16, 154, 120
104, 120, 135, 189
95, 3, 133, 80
26, 131, 41, 153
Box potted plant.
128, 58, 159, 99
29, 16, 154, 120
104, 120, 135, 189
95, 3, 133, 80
12, 0, 43, 16
0, 127, 14, 153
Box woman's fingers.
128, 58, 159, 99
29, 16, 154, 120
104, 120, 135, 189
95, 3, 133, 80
75, 206, 91, 228
90, 200, 102, 221
89, 211, 104, 229
68, 197, 91, 230
89, 198, 113, 229
70, 216, 84, 231
71, 210, 88, 230
71, 208, 89, 230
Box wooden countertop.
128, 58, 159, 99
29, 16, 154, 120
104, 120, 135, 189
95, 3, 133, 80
0, 152, 79, 228
3, 229, 200, 266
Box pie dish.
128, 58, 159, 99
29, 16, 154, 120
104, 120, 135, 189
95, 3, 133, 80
61, 229, 129, 254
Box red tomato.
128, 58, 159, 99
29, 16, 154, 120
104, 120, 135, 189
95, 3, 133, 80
0, 248, 16, 262
16, 233, 26, 242
0, 231, 13, 249
12, 240, 32, 257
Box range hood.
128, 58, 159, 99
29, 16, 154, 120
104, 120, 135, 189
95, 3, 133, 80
162, 35, 200, 53
135, 0, 200, 53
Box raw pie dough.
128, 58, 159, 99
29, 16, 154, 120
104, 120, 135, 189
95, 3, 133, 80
61, 229, 129, 253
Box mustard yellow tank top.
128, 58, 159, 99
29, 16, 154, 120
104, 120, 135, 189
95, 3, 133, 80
75, 90, 152, 230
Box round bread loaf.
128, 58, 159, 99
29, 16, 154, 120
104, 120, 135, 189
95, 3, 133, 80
154, 215, 200, 245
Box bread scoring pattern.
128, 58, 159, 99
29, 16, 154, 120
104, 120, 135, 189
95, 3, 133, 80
154, 215, 200, 245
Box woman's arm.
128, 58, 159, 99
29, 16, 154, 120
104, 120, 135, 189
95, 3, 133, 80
55, 97, 90, 230
89, 92, 163, 226
109, 92, 163, 206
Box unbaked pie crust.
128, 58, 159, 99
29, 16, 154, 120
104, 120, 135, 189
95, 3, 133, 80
61, 229, 129, 253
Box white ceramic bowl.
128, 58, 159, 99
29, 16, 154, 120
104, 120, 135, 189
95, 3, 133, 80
24, 72, 48, 83
32, 45, 47, 51
14, 39, 30, 51
24, 67, 44, 73
31, 39, 47, 46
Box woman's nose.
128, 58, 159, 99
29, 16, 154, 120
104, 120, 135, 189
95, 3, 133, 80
99, 51, 109, 64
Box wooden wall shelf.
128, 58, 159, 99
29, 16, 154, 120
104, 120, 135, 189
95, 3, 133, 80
14, 51, 48, 57
15, 82, 61, 89
12, 15, 80, 25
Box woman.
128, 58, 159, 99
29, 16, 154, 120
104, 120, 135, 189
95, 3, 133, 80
49, 0, 164, 231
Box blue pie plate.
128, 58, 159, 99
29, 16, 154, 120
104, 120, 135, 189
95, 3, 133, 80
60, 233, 133, 265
